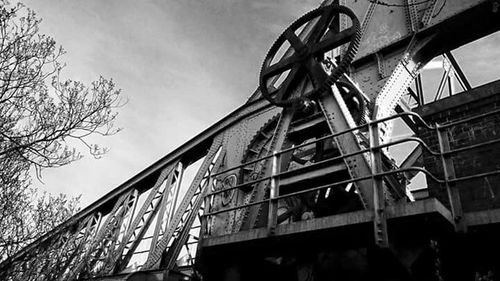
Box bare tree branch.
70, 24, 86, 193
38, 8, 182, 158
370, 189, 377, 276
0, 1, 125, 274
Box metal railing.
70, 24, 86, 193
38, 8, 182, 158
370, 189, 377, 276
201, 108, 500, 240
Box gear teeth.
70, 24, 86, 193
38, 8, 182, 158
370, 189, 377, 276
321, 5, 362, 92
232, 114, 281, 233
259, 4, 362, 107
238, 114, 281, 184
335, 80, 368, 125
259, 6, 330, 107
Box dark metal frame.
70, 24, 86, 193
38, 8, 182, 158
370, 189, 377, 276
202, 109, 500, 246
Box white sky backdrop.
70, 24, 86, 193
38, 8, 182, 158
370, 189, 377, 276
23, 0, 500, 208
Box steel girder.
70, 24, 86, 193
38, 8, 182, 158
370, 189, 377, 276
143, 135, 225, 269
2, 0, 500, 280
0, 135, 226, 280
101, 161, 180, 274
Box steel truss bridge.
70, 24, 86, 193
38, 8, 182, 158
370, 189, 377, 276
2, 0, 500, 280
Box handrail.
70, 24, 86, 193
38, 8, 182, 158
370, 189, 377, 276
204, 165, 500, 219
208, 135, 443, 198
212, 107, 500, 181
203, 108, 500, 235
203, 166, 445, 218
211, 111, 437, 178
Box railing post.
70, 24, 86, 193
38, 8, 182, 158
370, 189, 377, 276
369, 120, 389, 248
195, 163, 222, 268
436, 124, 466, 232
267, 151, 281, 235
201, 175, 214, 238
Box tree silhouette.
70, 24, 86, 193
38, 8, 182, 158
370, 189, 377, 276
0, 1, 124, 262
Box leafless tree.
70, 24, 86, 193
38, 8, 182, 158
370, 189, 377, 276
0, 1, 124, 261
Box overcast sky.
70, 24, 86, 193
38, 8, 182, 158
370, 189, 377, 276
22, 0, 500, 208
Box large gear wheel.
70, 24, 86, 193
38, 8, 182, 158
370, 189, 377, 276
259, 4, 361, 107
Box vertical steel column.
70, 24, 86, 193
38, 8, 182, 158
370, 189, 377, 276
267, 151, 281, 235
436, 125, 465, 232
203, 173, 215, 237
195, 179, 212, 268
369, 119, 389, 248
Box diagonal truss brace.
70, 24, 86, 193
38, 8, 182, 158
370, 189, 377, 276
148, 164, 183, 256
54, 213, 102, 280
143, 134, 225, 269
65, 190, 133, 280
83, 190, 138, 276
162, 148, 226, 272
94, 189, 139, 275
105, 161, 180, 274
318, 86, 373, 209
239, 107, 296, 231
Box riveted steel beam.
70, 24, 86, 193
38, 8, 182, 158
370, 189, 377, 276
143, 135, 225, 269
162, 150, 227, 275
65, 191, 132, 280
318, 86, 373, 209
108, 161, 179, 274
239, 107, 295, 231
